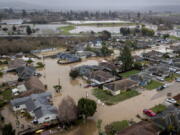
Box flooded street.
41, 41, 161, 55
60, 120, 98, 135
37, 57, 170, 135
133, 44, 174, 56
0, 44, 178, 135
39, 58, 101, 105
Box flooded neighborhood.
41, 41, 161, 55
0, 2, 180, 135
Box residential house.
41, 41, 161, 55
135, 41, 151, 49
130, 72, 152, 86
87, 70, 115, 84
103, 79, 138, 95
173, 58, 180, 68
142, 50, 164, 62
12, 84, 27, 96
76, 51, 96, 59
25, 76, 45, 92
8, 58, 26, 72
133, 55, 144, 63
16, 66, 35, 80
11, 92, 58, 124
148, 64, 170, 79
74, 65, 101, 78
117, 121, 160, 135
88, 40, 102, 48
170, 45, 180, 54
99, 62, 120, 73
12, 77, 45, 97
57, 52, 80, 64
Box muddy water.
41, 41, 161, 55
39, 58, 101, 105
37, 57, 168, 135
39, 58, 102, 135
0, 56, 169, 135
60, 120, 98, 135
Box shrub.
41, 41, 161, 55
36, 62, 45, 68
105, 120, 129, 135
69, 70, 79, 79
78, 98, 97, 118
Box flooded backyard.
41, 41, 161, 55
36, 56, 168, 135
0, 44, 177, 135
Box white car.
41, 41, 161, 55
163, 84, 169, 88
166, 98, 177, 104
176, 71, 180, 75
176, 78, 180, 82
156, 76, 164, 81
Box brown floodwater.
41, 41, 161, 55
38, 58, 102, 135
0, 54, 170, 135
37, 57, 167, 135
59, 120, 98, 135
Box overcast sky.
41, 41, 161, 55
0, 0, 180, 10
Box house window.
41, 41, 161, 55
16, 105, 20, 108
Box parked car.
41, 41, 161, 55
34, 72, 42, 77
163, 84, 169, 88
169, 68, 176, 72
156, 86, 165, 91
176, 78, 180, 82
165, 98, 177, 104
143, 109, 156, 117
156, 76, 164, 81
84, 84, 91, 88
176, 71, 180, 75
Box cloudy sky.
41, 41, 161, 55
0, 0, 180, 10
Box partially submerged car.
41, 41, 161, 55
143, 109, 156, 117
165, 98, 177, 104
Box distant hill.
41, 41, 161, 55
0, 1, 180, 13
0, 1, 44, 10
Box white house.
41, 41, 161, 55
11, 92, 58, 124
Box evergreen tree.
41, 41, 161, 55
2, 124, 15, 135
26, 26, 32, 35
78, 98, 97, 118
119, 46, 133, 71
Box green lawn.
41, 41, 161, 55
170, 36, 180, 41
0, 89, 12, 108
93, 89, 139, 105
144, 80, 163, 90
1, 89, 12, 101
105, 120, 129, 135
120, 70, 140, 78
150, 104, 167, 113
165, 75, 176, 82
58, 25, 75, 35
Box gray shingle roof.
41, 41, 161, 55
11, 92, 57, 120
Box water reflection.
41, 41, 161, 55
60, 120, 98, 135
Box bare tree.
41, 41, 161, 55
58, 96, 78, 124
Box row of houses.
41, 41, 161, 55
73, 61, 139, 95
7, 58, 58, 124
